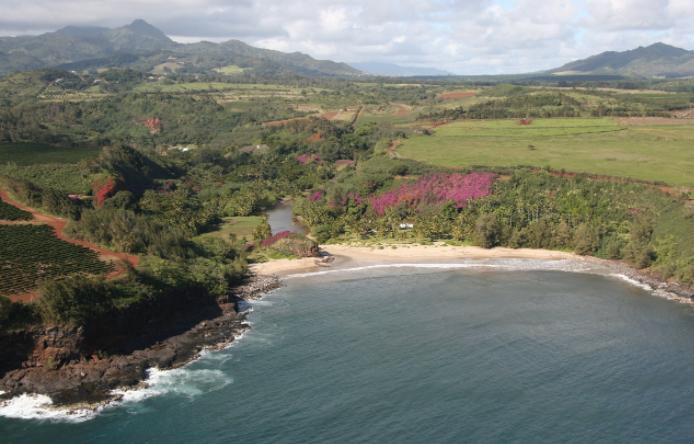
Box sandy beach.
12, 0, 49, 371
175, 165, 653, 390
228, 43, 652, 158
250, 244, 585, 277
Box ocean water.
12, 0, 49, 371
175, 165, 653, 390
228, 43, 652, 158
3, 267, 694, 443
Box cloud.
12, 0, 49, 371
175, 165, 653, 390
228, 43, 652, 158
0, 0, 692, 74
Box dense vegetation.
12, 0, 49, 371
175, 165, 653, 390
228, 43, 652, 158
295, 164, 694, 285
1, 64, 693, 345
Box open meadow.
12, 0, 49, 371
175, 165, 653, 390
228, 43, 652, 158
398, 118, 694, 187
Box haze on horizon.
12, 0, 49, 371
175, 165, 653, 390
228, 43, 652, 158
1, 0, 693, 75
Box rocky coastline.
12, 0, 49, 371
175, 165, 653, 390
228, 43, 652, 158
0, 274, 280, 407
1, 246, 691, 414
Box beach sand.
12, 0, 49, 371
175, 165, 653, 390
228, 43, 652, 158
250, 244, 584, 277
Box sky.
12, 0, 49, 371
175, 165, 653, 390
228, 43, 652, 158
0, 0, 693, 74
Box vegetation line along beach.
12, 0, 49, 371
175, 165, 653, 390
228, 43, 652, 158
0, 16, 694, 429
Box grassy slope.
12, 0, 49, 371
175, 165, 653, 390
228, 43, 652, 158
198, 216, 264, 242
0, 142, 100, 165
398, 118, 694, 187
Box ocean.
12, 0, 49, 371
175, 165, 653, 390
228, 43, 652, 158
3, 265, 694, 443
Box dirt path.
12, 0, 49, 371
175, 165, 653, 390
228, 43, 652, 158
0, 189, 139, 302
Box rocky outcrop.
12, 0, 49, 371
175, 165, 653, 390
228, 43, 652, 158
0, 275, 280, 405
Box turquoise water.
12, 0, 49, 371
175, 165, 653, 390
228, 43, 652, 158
3, 268, 694, 443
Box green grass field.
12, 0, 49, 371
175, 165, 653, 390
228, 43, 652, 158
134, 82, 300, 94
214, 65, 246, 75
0, 143, 100, 165
199, 216, 265, 241
398, 118, 694, 187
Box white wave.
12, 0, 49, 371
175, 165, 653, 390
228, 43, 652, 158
112, 367, 232, 404
653, 289, 694, 305
0, 393, 101, 423
609, 273, 653, 291
0, 367, 233, 423
286, 259, 596, 279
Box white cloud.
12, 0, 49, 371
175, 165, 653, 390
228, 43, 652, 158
0, 0, 692, 74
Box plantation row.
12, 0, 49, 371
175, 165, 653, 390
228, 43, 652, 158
0, 225, 112, 295
0, 199, 32, 221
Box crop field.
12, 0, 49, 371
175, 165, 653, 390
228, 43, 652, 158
0, 163, 93, 194
357, 104, 419, 126
134, 82, 306, 97
0, 225, 112, 295
0, 199, 32, 220
398, 118, 694, 187
0, 142, 100, 165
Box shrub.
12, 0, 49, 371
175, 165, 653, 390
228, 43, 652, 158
369, 172, 496, 216
261, 230, 293, 248
474, 213, 502, 248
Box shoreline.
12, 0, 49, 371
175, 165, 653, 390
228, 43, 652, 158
0, 275, 280, 419
252, 243, 694, 302
3, 244, 692, 421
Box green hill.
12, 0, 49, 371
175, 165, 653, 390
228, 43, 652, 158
0, 20, 361, 79
550, 43, 694, 78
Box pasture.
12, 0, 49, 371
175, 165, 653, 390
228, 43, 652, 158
199, 216, 265, 241
398, 118, 694, 187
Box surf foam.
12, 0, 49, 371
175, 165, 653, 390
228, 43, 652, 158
0, 393, 101, 423
285, 259, 597, 279
0, 366, 233, 423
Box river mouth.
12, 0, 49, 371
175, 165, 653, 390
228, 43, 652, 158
3, 267, 694, 443
266, 202, 305, 235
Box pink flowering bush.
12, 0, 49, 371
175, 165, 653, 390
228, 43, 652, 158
369, 172, 496, 216
327, 191, 364, 209
261, 230, 293, 247
309, 190, 325, 202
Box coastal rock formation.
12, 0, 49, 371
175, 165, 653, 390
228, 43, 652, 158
0, 275, 280, 405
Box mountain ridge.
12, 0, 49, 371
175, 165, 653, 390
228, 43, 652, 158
351, 62, 453, 77
550, 42, 694, 78
0, 20, 361, 78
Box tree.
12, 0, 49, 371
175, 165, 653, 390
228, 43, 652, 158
253, 217, 272, 241
474, 213, 502, 248
574, 223, 600, 255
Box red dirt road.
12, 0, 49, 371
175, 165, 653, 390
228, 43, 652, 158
1, 189, 139, 302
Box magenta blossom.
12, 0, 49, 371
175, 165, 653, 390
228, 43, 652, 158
309, 190, 325, 202
261, 230, 293, 247
369, 172, 496, 216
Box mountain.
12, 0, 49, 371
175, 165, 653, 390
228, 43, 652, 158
550, 43, 694, 78
0, 20, 361, 78
351, 62, 452, 77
